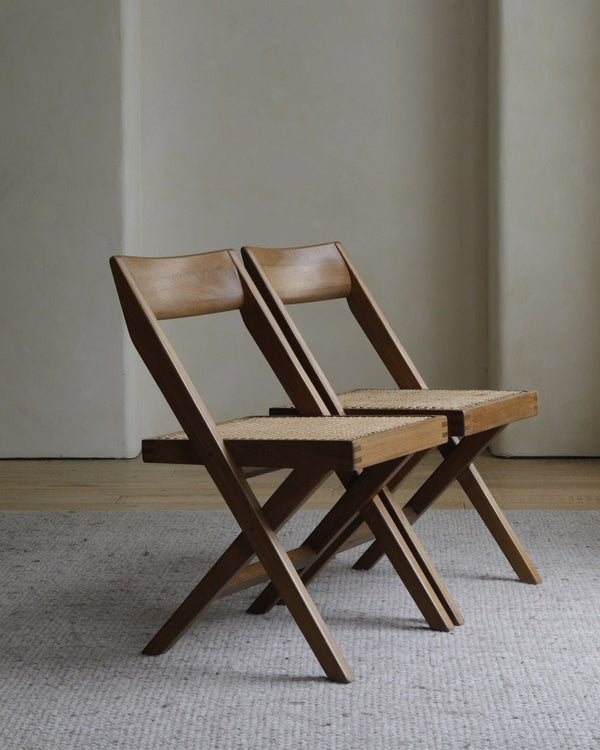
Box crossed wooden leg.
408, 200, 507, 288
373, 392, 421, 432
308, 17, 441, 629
145, 466, 357, 681
144, 456, 458, 683
353, 428, 542, 585
144, 469, 329, 647
247, 456, 460, 630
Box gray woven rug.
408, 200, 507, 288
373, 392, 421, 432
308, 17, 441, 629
1, 510, 598, 750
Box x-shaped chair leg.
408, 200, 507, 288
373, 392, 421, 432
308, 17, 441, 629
353, 427, 541, 584
146, 465, 355, 682
248, 457, 458, 631
144, 459, 425, 682
449, 451, 541, 584
143, 467, 332, 656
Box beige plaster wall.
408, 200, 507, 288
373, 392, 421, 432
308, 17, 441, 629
0, 1, 129, 456
11, 2, 595, 457
138, 0, 489, 437
490, 0, 600, 455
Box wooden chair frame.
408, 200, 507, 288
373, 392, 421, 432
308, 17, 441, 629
241, 242, 541, 586
110, 249, 459, 682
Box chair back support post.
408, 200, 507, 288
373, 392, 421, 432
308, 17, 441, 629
241, 246, 346, 414
110, 255, 219, 441
229, 252, 334, 416
335, 243, 427, 390
110, 254, 264, 508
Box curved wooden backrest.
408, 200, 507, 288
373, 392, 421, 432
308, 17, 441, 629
242, 243, 351, 304
114, 250, 245, 320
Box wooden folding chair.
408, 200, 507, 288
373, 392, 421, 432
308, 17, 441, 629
110, 249, 457, 682
241, 242, 541, 586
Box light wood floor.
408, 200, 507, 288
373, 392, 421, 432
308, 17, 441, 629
1, 452, 598, 511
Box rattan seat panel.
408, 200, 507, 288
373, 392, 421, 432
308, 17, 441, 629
142, 415, 448, 471
338, 389, 526, 411
337, 389, 538, 436
217, 415, 429, 441
144, 415, 430, 442
270, 389, 538, 436
220, 415, 447, 469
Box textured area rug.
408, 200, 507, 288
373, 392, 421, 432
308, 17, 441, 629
1, 510, 598, 750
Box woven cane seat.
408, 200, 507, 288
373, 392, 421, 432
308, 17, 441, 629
335, 389, 538, 436
270, 389, 538, 436
338, 389, 524, 411
142, 414, 448, 471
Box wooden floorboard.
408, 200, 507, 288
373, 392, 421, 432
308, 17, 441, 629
1, 452, 598, 511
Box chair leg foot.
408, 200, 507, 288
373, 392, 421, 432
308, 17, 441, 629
457, 463, 542, 584
360, 496, 455, 632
